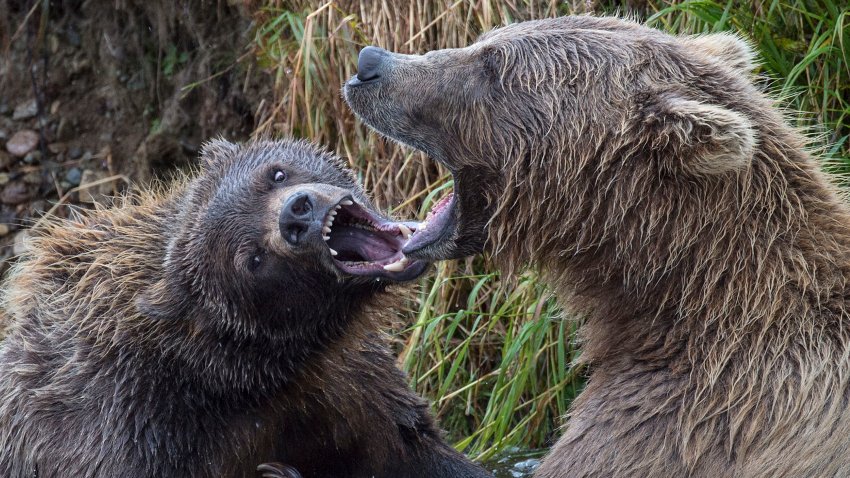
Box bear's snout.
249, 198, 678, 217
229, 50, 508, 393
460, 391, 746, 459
280, 192, 314, 245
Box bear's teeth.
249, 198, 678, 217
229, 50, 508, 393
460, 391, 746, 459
398, 224, 412, 239
340, 199, 353, 206
322, 226, 331, 234
383, 257, 408, 272
329, 248, 338, 256
322, 235, 330, 241
419, 221, 428, 231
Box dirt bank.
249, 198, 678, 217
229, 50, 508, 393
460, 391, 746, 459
0, 0, 270, 277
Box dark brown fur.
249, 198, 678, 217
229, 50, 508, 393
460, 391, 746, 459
0, 139, 490, 478
345, 15, 850, 477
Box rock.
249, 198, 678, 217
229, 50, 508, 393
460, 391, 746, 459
513, 459, 541, 472
0, 223, 9, 237
71, 57, 90, 76
48, 142, 67, 154
13, 230, 30, 256
12, 99, 38, 121
0, 210, 16, 232
22, 172, 42, 185
0, 173, 9, 186
0, 151, 13, 169
6, 130, 39, 157
49, 34, 60, 54
80, 169, 114, 203
68, 146, 82, 160
64, 167, 82, 187
0, 102, 10, 116
23, 150, 42, 165
55, 117, 69, 140
66, 26, 81, 47
127, 75, 144, 91
29, 200, 47, 216
1, 182, 33, 205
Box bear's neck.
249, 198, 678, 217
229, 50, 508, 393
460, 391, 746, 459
492, 129, 850, 372
136, 291, 379, 407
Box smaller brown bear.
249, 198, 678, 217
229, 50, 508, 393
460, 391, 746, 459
345, 15, 850, 478
0, 139, 492, 478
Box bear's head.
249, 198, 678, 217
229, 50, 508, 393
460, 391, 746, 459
344, 16, 759, 267
137, 139, 427, 350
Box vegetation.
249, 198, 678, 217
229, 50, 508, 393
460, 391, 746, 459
251, 0, 849, 459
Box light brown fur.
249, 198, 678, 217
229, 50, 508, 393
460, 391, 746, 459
345, 15, 850, 477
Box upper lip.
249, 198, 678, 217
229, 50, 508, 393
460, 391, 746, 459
346, 76, 379, 87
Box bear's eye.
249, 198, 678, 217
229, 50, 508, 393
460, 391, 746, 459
249, 251, 264, 271
272, 170, 287, 183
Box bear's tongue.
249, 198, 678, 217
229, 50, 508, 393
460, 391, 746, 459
327, 225, 399, 262
401, 192, 454, 254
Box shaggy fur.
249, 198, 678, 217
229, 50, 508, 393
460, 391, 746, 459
344, 15, 850, 477
0, 139, 490, 478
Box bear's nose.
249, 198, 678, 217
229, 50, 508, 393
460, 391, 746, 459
357, 46, 387, 82
280, 192, 314, 246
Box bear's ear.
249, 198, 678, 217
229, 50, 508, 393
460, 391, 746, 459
136, 277, 190, 319
640, 93, 756, 176
683, 33, 757, 76
199, 138, 239, 168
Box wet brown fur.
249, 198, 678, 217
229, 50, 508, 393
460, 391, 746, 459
344, 15, 850, 477
0, 140, 489, 478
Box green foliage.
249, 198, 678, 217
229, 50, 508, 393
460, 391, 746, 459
643, 0, 849, 172
162, 44, 189, 78
252, 0, 849, 459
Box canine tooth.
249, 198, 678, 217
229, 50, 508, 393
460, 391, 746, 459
341, 199, 353, 206
398, 224, 412, 238
329, 248, 338, 256
383, 257, 408, 272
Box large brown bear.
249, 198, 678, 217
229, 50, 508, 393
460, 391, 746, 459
344, 15, 850, 477
0, 139, 492, 478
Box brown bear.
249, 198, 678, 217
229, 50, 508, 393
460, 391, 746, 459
344, 15, 850, 477
0, 139, 492, 478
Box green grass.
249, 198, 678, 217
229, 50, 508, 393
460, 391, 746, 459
251, 0, 849, 459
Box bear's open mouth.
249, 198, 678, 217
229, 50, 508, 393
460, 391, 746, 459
322, 199, 424, 278
400, 190, 455, 255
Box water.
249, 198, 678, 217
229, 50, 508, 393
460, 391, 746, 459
483, 449, 547, 478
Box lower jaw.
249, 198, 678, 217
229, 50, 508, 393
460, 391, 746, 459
334, 257, 429, 282
401, 192, 456, 257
